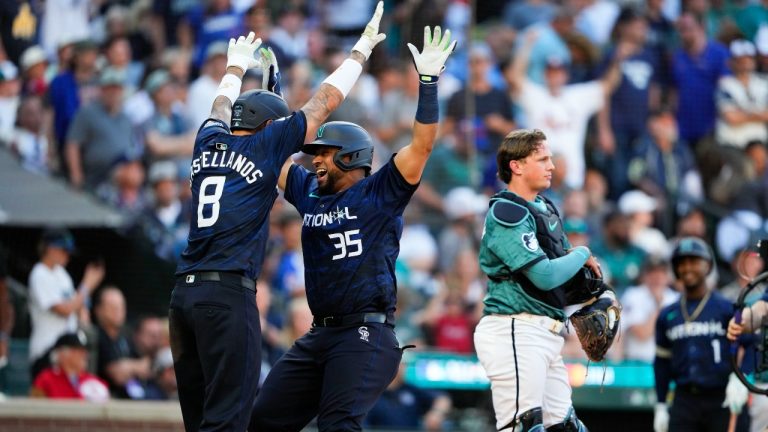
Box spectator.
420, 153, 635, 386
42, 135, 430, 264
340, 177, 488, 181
47, 39, 100, 157
241, 5, 290, 69
19, 45, 49, 97
437, 187, 486, 273
516, 7, 575, 86
671, 12, 730, 151
102, 35, 144, 93
140, 161, 190, 262
28, 229, 104, 381
506, 31, 625, 189
0, 249, 14, 374
270, 6, 309, 62
591, 210, 647, 294
596, 6, 662, 199
179, 0, 244, 70
186, 41, 228, 129
365, 359, 452, 431
715, 40, 768, 150
95, 156, 149, 219
618, 189, 670, 258
574, 0, 620, 48
144, 346, 177, 400
65, 67, 137, 191
271, 208, 305, 301
444, 42, 515, 162
719, 248, 766, 302
0, 61, 21, 143
503, 0, 556, 32
620, 257, 678, 362
563, 217, 590, 248
375, 63, 419, 156
132, 315, 165, 364
8, 95, 51, 175
30, 331, 109, 402
94, 286, 151, 399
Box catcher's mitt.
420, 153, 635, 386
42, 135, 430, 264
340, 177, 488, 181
569, 295, 621, 362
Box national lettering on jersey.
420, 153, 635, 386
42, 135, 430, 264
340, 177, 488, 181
176, 113, 307, 279
284, 158, 417, 317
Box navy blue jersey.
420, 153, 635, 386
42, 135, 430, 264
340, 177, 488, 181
655, 291, 734, 388
176, 112, 307, 279
284, 157, 417, 317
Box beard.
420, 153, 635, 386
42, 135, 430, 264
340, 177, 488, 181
317, 169, 343, 195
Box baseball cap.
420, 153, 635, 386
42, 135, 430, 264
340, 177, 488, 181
41, 228, 76, 253
20, 45, 47, 72
0, 61, 19, 82
54, 331, 88, 350
205, 41, 229, 61
444, 187, 488, 220
618, 190, 657, 214
730, 39, 756, 58
99, 67, 126, 86
563, 218, 588, 234
148, 161, 178, 184
545, 55, 570, 69
144, 69, 172, 95
469, 42, 493, 61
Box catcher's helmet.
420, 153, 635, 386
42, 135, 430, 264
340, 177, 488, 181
671, 237, 713, 274
231, 89, 290, 131
301, 121, 374, 173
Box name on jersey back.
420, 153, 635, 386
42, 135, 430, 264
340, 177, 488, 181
190, 150, 263, 184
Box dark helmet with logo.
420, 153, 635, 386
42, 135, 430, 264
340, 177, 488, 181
301, 121, 374, 173
671, 237, 713, 276
231, 89, 290, 132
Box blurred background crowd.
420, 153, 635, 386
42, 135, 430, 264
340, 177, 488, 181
1, 0, 768, 429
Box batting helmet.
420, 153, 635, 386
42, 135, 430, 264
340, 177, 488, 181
671, 237, 713, 274
231, 89, 290, 131
301, 121, 374, 172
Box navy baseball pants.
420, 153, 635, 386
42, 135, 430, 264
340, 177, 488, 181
169, 273, 261, 432
670, 386, 750, 432
249, 322, 402, 431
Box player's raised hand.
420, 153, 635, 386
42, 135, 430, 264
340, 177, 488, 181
227, 32, 262, 73
258, 47, 282, 95
351, 1, 386, 60
407, 26, 458, 83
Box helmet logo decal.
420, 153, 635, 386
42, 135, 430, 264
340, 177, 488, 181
233, 105, 243, 118
317, 124, 325, 138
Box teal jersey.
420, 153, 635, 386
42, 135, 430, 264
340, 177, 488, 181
479, 195, 572, 321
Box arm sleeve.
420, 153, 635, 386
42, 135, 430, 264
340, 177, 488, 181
283, 164, 313, 213
654, 312, 672, 403
521, 246, 590, 290
259, 111, 308, 170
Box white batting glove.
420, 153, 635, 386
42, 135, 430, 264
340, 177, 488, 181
351, 1, 386, 60
227, 32, 262, 73
407, 26, 458, 83
653, 403, 669, 432
258, 47, 281, 95
722, 372, 749, 414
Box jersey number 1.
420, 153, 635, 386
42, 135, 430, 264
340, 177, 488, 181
198, 176, 225, 228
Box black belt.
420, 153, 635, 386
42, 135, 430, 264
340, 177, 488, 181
313, 313, 394, 328
676, 384, 726, 396
179, 271, 255, 292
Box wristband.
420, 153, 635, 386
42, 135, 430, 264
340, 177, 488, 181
415, 81, 439, 124
215, 73, 243, 105
322, 59, 363, 98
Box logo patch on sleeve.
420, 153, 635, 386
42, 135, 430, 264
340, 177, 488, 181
522, 232, 539, 252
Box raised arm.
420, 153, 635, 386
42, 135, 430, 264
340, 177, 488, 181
393, 26, 457, 185
209, 32, 262, 126
300, 1, 386, 142
506, 30, 536, 99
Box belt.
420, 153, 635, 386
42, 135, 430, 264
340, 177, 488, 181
313, 313, 394, 328
179, 271, 255, 292
494, 312, 564, 334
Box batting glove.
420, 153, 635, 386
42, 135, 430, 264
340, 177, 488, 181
722, 372, 749, 414
407, 26, 458, 84
258, 47, 282, 96
653, 403, 669, 432
351, 1, 386, 60
227, 32, 262, 74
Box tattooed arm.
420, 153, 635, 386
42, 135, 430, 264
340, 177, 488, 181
209, 66, 247, 127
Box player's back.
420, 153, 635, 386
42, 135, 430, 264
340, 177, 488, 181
177, 114, 307, 279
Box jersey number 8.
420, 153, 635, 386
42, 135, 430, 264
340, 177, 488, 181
198, 176, 225, 228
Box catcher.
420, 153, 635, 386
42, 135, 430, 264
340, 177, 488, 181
474, 129, 620, 432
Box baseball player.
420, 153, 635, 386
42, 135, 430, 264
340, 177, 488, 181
170, 3, 387, 429
728, 291, 768, 432
474, 129, 612, 431
248, 25, 457, 432
654, 237, 750, 432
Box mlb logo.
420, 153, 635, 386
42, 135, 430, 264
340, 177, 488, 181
186, 275, 195, 283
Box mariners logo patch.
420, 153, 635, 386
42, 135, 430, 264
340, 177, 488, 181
522, 232, 539, 252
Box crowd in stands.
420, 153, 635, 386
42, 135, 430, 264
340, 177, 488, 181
2, 0, 768, 428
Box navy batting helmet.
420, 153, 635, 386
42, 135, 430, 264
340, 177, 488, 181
671, 237, 713, 274
302, 121, 374, 173
231, 89, 290, 131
